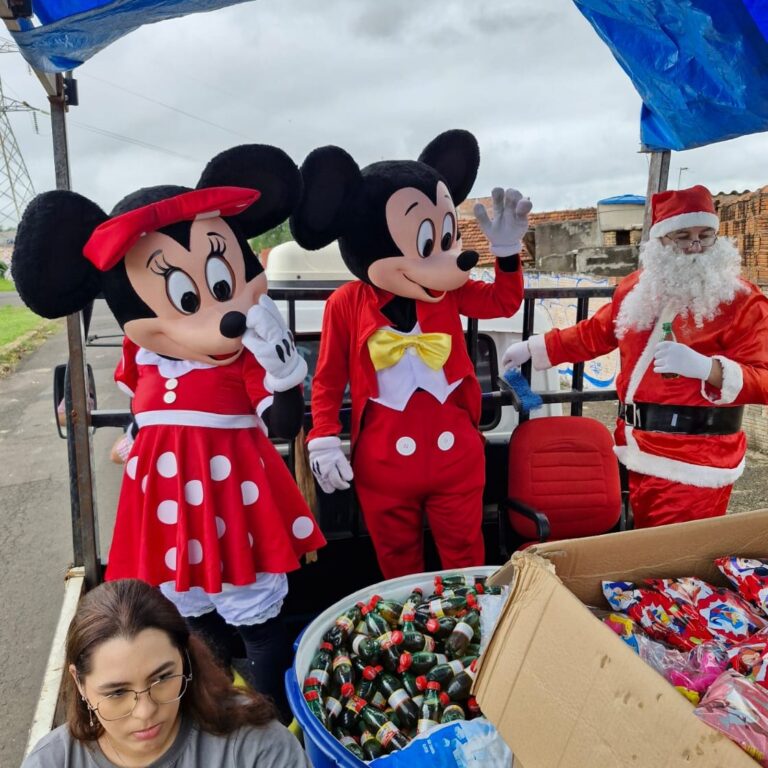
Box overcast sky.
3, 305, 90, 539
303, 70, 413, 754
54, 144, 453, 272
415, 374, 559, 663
2, 0, 768, 228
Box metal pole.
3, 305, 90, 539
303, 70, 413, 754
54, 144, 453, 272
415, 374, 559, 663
641, 150, 671, 242
49, 74, 100, 589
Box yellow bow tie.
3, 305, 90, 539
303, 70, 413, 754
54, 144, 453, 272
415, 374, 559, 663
367, 329, 452, 372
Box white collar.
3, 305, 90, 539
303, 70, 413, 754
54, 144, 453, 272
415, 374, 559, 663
135, 348, 215, 379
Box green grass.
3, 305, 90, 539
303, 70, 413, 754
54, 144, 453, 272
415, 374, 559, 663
0, 277, 14, 292
0, 306, 47, 347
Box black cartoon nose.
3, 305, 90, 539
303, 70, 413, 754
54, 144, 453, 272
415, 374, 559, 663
457, 250, 479, 272
220, 311, 246, 338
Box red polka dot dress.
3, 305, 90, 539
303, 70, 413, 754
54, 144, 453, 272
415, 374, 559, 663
106, 342, 325, 593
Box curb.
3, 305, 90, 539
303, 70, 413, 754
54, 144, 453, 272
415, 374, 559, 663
0, 319, 60, 363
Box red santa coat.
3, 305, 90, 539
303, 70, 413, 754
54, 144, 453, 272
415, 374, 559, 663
107, 342, 326, 593
531, 271, 768, 488
309, 259, 524, 446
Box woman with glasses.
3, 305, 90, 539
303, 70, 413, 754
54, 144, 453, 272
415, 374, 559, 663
501, 184, 768, 529
22, 579, 311, 767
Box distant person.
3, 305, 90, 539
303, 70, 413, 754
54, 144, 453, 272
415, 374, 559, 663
22, 579, 311, 768
502, 185, 768, 527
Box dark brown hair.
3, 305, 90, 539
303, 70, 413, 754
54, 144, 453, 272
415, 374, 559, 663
65, 579, 278, 741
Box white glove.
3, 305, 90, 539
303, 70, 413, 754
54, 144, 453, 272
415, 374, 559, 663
653, 341, 713, 381
243, 295, 307, 392
308, 436, 354, 494
474, 187, 532, 257
501, 340, 532, 370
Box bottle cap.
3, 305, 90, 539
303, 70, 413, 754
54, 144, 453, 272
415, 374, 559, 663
304, 689, 320, 702
415, 675, 428, 691
397, 652, 412, 673
341, 682, 355, 698
439, 692, 451, 706
363, 666, 378, 681
426, 681, 441, 691
369, 594, 382, 607
320, 641, 333, 651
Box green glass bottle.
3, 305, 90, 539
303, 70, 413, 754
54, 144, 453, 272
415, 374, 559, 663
660, 322, 679, 379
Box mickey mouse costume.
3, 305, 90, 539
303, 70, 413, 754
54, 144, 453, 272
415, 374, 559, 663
13, 145, 326, 711
291, 130, 529, 578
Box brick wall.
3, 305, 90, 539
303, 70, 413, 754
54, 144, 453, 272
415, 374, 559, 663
714, 187, 768, 286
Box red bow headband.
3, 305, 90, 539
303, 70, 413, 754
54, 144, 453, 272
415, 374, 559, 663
83, 186, 261, 271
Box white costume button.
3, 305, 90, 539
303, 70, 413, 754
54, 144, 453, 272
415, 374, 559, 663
210, 455, 231, 481
395, 436, 417, 456
241, 481, 259, 505
165, 547, 177, 570
188, 539, 203, 565
126, 456, 138, 479
292, 516, 314, 540
165, 378, 179, 390
437, 431, 455, 451
157, 500, 178, 525
184, 480, 203, 506
141, 475, 148, 494
157, 452, 177, 478
248, 533, 254, 548
215, 517, 226, 538
163, 392, 177, 404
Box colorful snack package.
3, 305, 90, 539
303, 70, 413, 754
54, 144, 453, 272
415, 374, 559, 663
716, 557, 768, 618
695, 670, 768, 766
603, 613, 728, 703
646, 577, 767, 644
602, 581, 715, 651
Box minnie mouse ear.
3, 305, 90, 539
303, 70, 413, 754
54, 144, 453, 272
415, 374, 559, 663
418, 129, 480, 205
197, 144, 303, 238
14, 191, 107, 319
290, 145, 363, 249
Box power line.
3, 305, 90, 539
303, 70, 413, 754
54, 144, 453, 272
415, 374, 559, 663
81, 71, 256, 142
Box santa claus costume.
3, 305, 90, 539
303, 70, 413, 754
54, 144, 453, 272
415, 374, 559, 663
521, 186, 768, 527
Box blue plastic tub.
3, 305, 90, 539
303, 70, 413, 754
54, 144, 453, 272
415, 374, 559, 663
285, 566, 498, 767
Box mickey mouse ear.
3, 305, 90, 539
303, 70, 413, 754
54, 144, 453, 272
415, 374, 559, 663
418, 129, 480, 205
290, 145, 363, 250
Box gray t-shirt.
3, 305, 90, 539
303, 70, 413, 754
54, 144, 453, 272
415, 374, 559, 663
21, 717, 313, 768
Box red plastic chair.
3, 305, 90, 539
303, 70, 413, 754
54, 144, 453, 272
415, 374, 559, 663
500, 415, 627, 551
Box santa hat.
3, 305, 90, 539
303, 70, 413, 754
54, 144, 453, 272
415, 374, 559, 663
649, 185, 719, 240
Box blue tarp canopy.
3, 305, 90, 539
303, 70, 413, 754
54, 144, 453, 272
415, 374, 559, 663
597, 194, 645, 205
10, 0, 253, 72
574, 0, 768, 151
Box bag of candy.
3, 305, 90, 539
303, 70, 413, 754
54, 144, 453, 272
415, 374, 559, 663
716, 557, 768, 618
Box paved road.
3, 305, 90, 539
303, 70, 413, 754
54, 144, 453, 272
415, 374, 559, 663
0, 300, 126, 767
0, 290, 22, 307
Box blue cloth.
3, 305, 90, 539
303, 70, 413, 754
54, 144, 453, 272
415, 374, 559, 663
573, 0, 768, 150
502, 367, 543, 413
13, 0, 253, 71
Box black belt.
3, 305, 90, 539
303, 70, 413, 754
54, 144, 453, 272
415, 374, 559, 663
618, 402, 744, 435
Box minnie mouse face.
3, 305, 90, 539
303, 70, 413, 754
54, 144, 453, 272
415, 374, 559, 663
290, 130, 481, 301
13, 144, 302, 363
123, 217, 267, 365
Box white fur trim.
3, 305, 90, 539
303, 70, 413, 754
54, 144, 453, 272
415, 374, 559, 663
649, 211, 719, 240
616, 427, 745, 488
625, 310, 672, 403
256, 395, 274, 418
264, 356, 308, 393
135, 347, 214, 378
701, 356, 743, 405
529, 334, 552, 370
308, 435, 342, 451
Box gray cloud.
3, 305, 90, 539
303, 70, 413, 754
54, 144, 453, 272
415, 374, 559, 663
1, 0, 766, 228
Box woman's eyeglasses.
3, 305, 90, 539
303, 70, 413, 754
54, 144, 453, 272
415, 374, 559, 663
86, 672, 192, 721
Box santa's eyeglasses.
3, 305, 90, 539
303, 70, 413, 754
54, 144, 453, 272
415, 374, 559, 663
666, 232, 718, 249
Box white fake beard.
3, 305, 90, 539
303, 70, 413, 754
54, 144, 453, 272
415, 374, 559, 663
615, 237, 748, 338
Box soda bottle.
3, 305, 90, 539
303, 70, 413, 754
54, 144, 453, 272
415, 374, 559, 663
466, 643, 482, 657
444, 609, 480, 658
369, 594, 404, 627
355, 664, 382, 702
425, 658, 466, 687
398, 587, 424, 623
334, 727, 366, 760
324, 693, 343, 727
304, 688, 328, 728
379, 672, 419, 729
441, 702, 466, 723
423, 616, 457, 638
401, 671, 421, 698
401, 627, 436, 653
362, 602, 390, 636
358, 724, 385, 760
446, 659, 479, 701
660, 322, 679, 379
324, 603, 364, 648
359, 705, 410, 751
350, 631, 380, 662
417, 595, 468, 618
377, 630, 404, 673
305, 641, 334, 692
466, 695, 482, 718
417, 681, 446, 734
332, 648, 355, 698
397, 651, 448, 675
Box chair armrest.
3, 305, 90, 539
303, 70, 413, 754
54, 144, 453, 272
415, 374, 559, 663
503, 497, 552, 541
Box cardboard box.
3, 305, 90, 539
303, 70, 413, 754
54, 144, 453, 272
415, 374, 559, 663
474, 509, 768, 768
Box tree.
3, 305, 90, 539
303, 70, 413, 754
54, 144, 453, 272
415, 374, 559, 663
248, 221, 293, 254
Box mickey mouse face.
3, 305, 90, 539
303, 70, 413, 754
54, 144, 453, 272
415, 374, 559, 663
123, 217, 268, 365
368, 180, 473, 302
